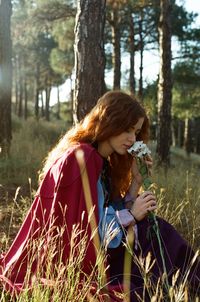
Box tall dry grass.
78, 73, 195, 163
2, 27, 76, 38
153, 160, 200, 251
0, 116, 68, 187
0, 119, 200, 301
0, 174, 199, 301
0, 210, 117, 302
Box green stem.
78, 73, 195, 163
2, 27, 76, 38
137, 158, 170, 291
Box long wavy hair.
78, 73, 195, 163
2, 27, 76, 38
39, 91, 150, 197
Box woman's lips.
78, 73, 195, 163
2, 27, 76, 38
123, 144, 132, 149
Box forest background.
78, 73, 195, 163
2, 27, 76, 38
0, 0, 200, 300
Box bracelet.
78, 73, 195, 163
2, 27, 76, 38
128, 209, 139, 223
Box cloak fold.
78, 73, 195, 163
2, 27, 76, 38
0, 144, 104, 294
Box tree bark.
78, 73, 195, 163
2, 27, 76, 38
35, 63, 40, 119
177, 119, 184, 147
14, 55, 19, 114
56, 85, 60, 120
111, 9, 121, 90
73, 0, 106, 122
0, 0, 12, 157
18, 55, 23, 118
195, 117, 200, 154
45, 85, 51, 122
129, 12, 135, 94
184, 115, 192, 155
24, 79, 28, 120
41, 92, 45, 117
138, 10, 144, 102
157, 0, 172, 166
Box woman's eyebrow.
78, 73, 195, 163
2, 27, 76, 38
130, 126, 141, 131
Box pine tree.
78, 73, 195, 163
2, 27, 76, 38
74, 0, 106, 122
0, 0, 12, 156
157, 0, 172, 166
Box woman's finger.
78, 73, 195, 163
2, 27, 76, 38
141, 193, 156, 202
147, 204, 157, 212
141, 191, 153, 197
146, 198, 156, 206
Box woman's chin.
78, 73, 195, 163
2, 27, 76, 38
115, 149, 127, 155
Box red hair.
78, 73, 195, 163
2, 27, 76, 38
40, 91, 150, 197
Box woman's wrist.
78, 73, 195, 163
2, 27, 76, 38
128, 209, 139, 223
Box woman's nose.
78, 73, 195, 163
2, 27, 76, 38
128, 132, 136, 144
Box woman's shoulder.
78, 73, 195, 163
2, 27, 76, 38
61, 142, 100, 162
38, 143, 103, 196
55, 142, 103, 180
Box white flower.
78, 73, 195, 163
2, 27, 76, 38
127, 141, 151, 158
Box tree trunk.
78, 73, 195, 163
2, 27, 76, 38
184, 115, 192, 155
56, 85, 60, 120
0, 0, 12, 157
195, 117, 200, 154
157, 0, 172, 166
24, 79, 28, 120
40, 92, 44, 117
18, 55, 23, 118
138, 10, 144, 101
45, 85, 51, 122
171, 118, 176, 147
73, 0, 106, 122
35, 63, 40, 119
177, 119, 184, 147
14, 55, 19, 114
129, 12, 135, 94
111, 9, 121, 90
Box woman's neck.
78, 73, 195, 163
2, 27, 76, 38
97, 141, 113, 159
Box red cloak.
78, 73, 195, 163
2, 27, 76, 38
0, 143, 105, 294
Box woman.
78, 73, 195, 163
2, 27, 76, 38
0, 91, 199, 300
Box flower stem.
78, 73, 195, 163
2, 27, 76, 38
137, 158, 170, 291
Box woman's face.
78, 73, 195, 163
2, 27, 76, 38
98, 117, 144, 158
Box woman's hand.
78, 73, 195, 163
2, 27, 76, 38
130, 191, 157, 221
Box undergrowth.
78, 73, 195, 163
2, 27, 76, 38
0, 118, 200, 301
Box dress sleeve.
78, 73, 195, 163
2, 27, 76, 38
97, 178, 123, 248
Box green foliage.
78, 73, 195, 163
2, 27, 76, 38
143, 81, 157, 116
51, 100, 73, 122
50, 17, 74, 77
172, 61, 200, 119
171, 2, 198, 40
11, 0, 74, 119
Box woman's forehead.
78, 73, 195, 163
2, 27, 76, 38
129, 117, 144, 128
